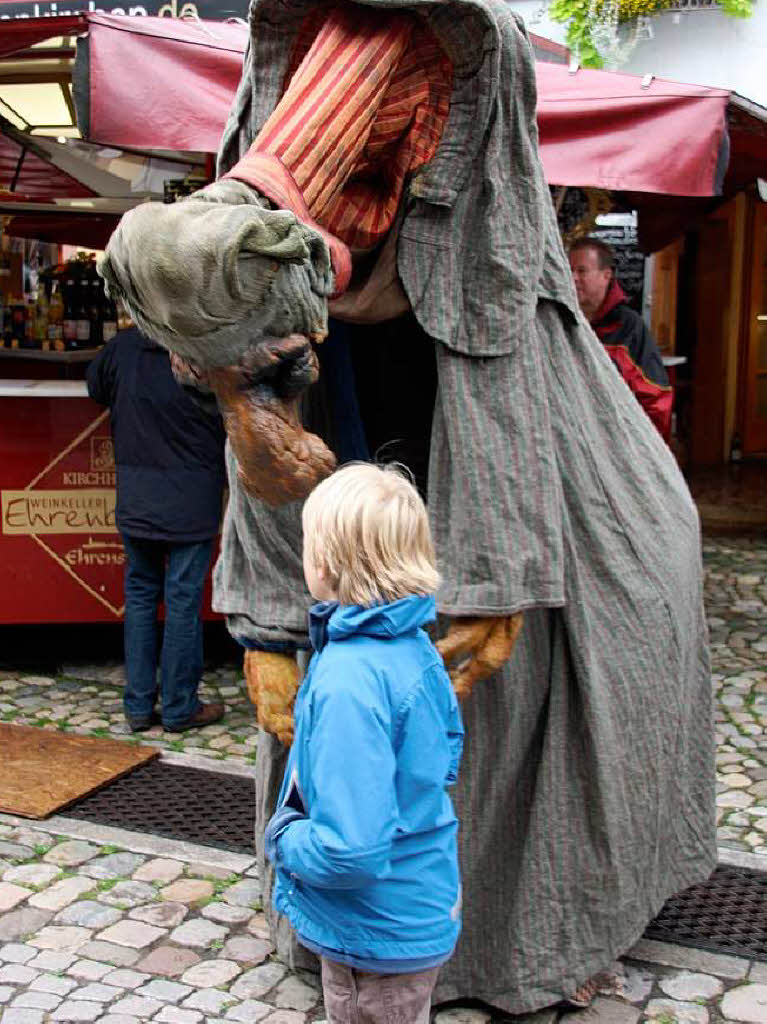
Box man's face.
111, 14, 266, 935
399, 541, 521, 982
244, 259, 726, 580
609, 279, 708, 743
568, 247, 612, 322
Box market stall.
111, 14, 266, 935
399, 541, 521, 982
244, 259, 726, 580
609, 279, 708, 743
0, 14, 232, 624
2, 12, 764, 623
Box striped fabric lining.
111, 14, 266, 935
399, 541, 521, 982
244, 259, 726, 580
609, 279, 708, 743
228, 3, 451, 254
225, 150, 352, 297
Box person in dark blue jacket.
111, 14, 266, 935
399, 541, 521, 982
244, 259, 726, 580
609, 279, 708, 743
87, 327, 227, 733
264, 462, 464, 1024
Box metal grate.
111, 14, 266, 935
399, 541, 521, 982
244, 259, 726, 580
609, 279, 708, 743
66, 764, 767, 963
65, 761, 255, 855
644, 864, 767, 962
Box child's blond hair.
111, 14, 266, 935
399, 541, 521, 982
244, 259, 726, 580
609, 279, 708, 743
302, 462, 441, 606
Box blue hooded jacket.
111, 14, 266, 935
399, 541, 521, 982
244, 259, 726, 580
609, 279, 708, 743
266, 595, 464, 966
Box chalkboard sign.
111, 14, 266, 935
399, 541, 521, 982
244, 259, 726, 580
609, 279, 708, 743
591, 220, 646, 306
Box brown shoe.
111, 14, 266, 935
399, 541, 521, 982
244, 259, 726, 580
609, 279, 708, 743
164, 702, 225, 733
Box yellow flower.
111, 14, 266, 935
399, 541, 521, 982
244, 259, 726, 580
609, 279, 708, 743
592, 0, 675, 17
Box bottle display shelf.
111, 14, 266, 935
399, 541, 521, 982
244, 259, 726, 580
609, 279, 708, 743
0, 347, 102, 363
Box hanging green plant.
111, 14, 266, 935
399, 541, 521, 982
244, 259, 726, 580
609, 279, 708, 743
549, 0, 754, 69
717, 0, 755, 14
549, 0, 602, 66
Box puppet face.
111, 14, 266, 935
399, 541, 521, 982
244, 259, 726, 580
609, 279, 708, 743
206, 339, 337, 507
171, 338, 337, 506
194, 6, 451, 505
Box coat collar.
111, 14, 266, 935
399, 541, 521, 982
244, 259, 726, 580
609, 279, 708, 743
308, 595, 436, 652
592, 277, 627, 326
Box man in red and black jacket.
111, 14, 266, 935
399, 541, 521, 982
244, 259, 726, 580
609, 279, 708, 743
568, 237, 672, 441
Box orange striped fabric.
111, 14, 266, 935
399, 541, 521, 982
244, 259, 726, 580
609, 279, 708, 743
227, 149, 354, 297
226, 3, 451, 260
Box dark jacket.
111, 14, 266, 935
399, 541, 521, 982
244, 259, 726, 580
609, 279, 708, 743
87, 327, 226, 542
592, 279, 672, 441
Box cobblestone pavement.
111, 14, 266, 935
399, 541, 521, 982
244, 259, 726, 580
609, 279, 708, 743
0, 533, 766, 1023
0, 820, 766, 1024
704, 538, 767, 858
0, 821, 320, 1024
0, 667, 257, 769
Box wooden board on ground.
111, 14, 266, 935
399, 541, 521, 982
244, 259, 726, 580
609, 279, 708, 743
0, 724, 159, 819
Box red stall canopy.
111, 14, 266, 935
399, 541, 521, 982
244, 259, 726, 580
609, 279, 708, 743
72, 14, 742, 198
535, 63, 730, 198
0, 133, 96, 202
0, 13, 86, 59
0, 12, 764, 242
82, 14, 247, 154
71, 13, 737, 197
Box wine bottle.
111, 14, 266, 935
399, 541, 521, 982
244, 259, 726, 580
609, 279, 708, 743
48, 283, 64, 351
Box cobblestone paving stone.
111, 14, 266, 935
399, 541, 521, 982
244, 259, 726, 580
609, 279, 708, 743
0, 829, 327, 1024
0, 535, 766, 1023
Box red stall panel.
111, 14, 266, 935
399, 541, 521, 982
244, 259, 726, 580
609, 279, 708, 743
0, 391, 217, 625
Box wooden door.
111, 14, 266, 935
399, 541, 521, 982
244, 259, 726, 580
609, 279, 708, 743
743, 202, 767, 454
651, 238, 683, 356
690, 218, 731, 466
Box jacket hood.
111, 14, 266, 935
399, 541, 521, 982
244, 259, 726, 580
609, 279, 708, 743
309, 595, 436, 650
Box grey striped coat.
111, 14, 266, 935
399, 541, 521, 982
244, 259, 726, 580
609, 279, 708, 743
215, 0, 716, 1013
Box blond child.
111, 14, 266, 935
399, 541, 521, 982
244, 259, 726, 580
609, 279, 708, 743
264, 463, 464, 1024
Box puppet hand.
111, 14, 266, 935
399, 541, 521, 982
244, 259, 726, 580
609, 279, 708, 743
206, 340, 336, 506
243, 650, 301, 746
437, 614, 524, 701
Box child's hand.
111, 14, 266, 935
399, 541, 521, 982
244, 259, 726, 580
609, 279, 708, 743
437, 614, 524, 700
244, 650, 302, 745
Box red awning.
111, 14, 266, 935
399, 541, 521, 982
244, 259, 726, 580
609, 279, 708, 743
0, 13, 87, 59
0, 134, 96, 202
72, 14, 745, 198
83, 14, 248, 154
4, 211, 119, 249
535, 63, 730, 198
1, 13, 764, 205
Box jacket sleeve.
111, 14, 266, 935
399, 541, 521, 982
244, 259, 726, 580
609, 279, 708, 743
265, 806, 306, 865
86, 340, 117, 407
274, 668, 399, 890
604, 317, 672, 442
395, 665, 464, 792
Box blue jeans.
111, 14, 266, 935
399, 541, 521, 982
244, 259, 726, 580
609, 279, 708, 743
121, 534, 214, 728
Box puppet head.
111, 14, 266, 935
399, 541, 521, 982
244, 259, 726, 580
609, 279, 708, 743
100, 0, 456, 505
99, 180, 338, 504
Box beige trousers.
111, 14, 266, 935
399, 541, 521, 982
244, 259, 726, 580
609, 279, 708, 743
320, 958, 441, 1024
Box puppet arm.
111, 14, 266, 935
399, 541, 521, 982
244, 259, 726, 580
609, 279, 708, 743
244, 650, 301, 746
243, 617, 525, 744
437, 614, 524, 701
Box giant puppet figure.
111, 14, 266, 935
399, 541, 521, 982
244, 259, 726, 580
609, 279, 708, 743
99, 0, 715, 1014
